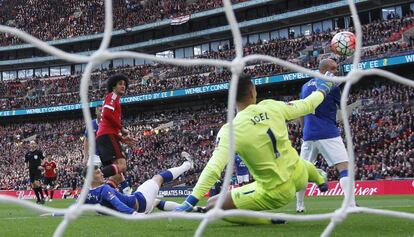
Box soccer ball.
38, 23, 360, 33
331, 31, 356, 57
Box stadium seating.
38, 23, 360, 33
1, 15, 414, 111
0, 82, 412, 190
0, 0, 247, 46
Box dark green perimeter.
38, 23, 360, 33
0, 195, 413, 237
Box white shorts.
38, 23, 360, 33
135, 179, 160, 214
300, 136, 348, 166
91, 155, 102, 166
237, 174, 249, 184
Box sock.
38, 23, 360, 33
160, 162, 192, 183
296, 188, 306, 209
119, 180, 129, 193
37, 187, 44, 199
44, 189, 48, 198
50, 190, 54, 199
101, 164, 119, 178
33, 188, 41, 202
339, 170, 356, 206
156, 200, 180, 211
304, 160, 325, 185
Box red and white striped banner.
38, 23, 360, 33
305, 180, 414, 196
0, 189, 80, 199
2, 180, 414, 199
171, 15, 191, 25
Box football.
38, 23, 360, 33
331, 31, 356, 56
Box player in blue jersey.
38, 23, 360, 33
83, 105, 102, 166
85, 152, 197, 214
234, 154, 250, 186
296, 59, 356, 212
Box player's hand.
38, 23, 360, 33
121, 128, 130, 136
174, 195, 199, 212
315, 78, 334, 96
38, 166, 45, 171
121, 136, 137, 146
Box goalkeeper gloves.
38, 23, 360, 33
174, 195, 199, 212
315, 78, 334, 96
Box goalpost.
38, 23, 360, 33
0, 1, 413, 237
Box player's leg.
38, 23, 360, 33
37, 180, 45, 202
296, 140, 318, 212
32, 170, 45, 204
318, 137, 356, 207
33, 180, 45, 204
49, 178, 56, 201
236, 175, 244, 186
207, 182, 289, 225
97, 135, 126, 179
134, 152, 194, 213
242, 174, 250, 185
153, 199, 206, 212
97, 134, 126, 189
30, 174, 41, 203
43, 179, 49, 201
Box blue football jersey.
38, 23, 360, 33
235, 155, 249, 176
84, 119, 99, 137
301, 79, 340, 141
84, 119, 99, 154
85, 184, 136, 214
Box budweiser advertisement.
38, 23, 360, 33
305, 180, 414, 196
0, 189, 80, 199
1, 180, 414, 199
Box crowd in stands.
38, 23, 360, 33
1, 2, 414, 191
0, 0, 248, 46
2, 14, 414, 111
0, 81, 413, 191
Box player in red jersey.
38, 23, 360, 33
96, 74, 136, 190
42, 155, 58, 201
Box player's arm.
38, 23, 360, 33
279, 91, 324, 120
121, 127, 129, 136
53, 162, 58, 175
24, 155, 28, 170
38, 153, 45, 171
102, 186, 136, 214
271, 79, 333, 121
82, 136, 89, 164
175, 126, 230, 212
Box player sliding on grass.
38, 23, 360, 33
84, 152, 200, 214
175, 74, 332, 223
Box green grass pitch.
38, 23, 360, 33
0, 195, 413, 237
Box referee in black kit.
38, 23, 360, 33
24, 140, 45, 204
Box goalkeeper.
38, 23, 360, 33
175, 74, 332, 221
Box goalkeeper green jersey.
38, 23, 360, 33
191, 91, 325, 199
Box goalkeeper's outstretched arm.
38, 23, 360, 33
175, 125, 230, 211
273, 78, 333, 121
191, 143, 229, 200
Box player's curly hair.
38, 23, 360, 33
236, 74, 253, 102
106, 73, 129, 92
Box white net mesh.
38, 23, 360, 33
0, 0, 414, 236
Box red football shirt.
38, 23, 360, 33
43, 161, 57, 178
97, 92, 122, 137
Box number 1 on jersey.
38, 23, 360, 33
267, 128, 280, 158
